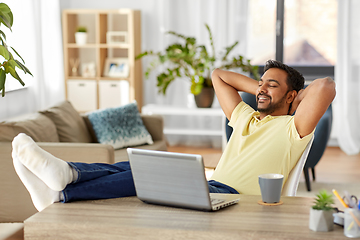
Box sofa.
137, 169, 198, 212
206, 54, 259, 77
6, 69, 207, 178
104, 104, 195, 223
0, 101, 167, 223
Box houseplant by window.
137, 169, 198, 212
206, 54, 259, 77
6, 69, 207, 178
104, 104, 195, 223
0, 3, 32, 97
136, 24, 259, 108
75, 26, 87, 45
309, 189, 335, 232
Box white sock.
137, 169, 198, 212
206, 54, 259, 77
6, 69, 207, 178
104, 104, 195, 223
12, 133, 75, 191
12, 155, 60, 212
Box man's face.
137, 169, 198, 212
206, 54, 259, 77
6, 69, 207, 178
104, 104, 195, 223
256, 68, 290, 115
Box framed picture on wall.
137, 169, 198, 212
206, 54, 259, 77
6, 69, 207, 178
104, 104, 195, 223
103, 58, 129, 78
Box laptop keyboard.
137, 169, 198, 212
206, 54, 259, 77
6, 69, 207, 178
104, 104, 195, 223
211, 199, 225, 205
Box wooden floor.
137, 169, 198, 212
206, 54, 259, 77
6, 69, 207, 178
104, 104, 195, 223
168, 146, 360, 184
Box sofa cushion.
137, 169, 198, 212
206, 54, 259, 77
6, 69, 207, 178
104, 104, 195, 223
82, 115, 99, 143
87, 102, 153, 149
0, 113, 59, 142
40, 101, 92, 143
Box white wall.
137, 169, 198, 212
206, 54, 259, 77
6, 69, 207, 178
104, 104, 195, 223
0, 89, 37, 120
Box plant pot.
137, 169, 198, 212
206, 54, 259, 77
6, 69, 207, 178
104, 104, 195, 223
194, 87, 214, 108
309, 208, 334, 232
75, 32, 87, 45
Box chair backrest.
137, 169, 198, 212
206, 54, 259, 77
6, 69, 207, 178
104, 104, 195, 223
282, 135, 314, 196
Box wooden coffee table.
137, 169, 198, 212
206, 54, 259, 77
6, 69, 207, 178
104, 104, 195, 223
24, 194, 346, 239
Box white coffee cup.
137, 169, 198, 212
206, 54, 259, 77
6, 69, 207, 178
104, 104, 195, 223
258, 173, 284, 203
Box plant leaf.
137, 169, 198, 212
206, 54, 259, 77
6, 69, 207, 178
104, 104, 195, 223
167, 31, 187, 41
7, 63, 25, 86
135, 51, 154, 60
222, 41, 238, 61
0, 3, 11, 13
15, 60, 33, 76
0, 30, 6, 41
0, 3, 12, 29
0, 45, 9, 60
0, 12, 12, 31
1, 37, 7, 49
13, 60, 26, 73
11, 47, 25, 64
0, 69, 5, 97
205, 24, 215, 58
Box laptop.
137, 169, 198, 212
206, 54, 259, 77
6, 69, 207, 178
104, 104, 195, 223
127, 148, 240, 211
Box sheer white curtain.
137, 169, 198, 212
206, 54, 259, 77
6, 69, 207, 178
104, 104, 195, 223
142, 0, 250, 147
334, 0, 360, 155
30, 0, 65, 110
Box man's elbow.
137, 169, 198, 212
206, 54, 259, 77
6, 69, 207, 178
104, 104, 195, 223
325, 77, 336, 100
211, 68, 223, 85
318, 77, 336, 101
211, 68, 221, 79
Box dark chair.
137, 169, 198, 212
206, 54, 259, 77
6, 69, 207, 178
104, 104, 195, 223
225, 92, 256, 141
303, 104, 332, 191
225, 92, 333, 192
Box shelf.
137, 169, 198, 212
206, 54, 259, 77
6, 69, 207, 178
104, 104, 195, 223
67, 44, 98, 48
142, 104, 224, 116
62, 9, 143, 111
164, 129, 223, 136
142, 104, 227, 151
99, 43, 130, 49
67, 76, 97, 80
66, 43, 131, 49
98, 77, 130, 81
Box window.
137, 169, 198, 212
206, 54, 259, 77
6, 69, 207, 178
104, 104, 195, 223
248, 0, 337, 80
247, 0, 276, 64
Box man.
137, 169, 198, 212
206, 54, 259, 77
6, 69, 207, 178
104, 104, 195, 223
12, 60, 336, 211
210, 60, 335, 195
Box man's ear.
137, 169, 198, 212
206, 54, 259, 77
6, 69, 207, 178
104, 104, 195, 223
286, 90, 297, 104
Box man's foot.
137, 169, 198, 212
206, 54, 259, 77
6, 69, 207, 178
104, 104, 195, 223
12, 155, 60, 211
12, 133, 75, 191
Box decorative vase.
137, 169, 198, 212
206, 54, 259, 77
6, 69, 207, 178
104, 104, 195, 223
309, 208, 334, 232
75, 32, 87, 45
194, 87, 214, 108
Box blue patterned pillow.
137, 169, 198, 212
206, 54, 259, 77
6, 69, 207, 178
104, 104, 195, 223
87, 102, 153, 149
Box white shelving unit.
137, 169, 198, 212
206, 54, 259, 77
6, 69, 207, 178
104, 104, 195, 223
142, 104, 227, 151
62, 9, 142, 112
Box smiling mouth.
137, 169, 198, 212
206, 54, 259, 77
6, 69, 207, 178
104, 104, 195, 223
257, 94, 271, 103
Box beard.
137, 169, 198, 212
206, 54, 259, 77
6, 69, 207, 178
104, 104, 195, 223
256, 92, 288, 115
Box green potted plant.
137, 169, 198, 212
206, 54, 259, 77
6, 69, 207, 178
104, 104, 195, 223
75, 26, 87, 45
309, 189, 335, 232
136, 23, 259, 108
0, 2, 32, 97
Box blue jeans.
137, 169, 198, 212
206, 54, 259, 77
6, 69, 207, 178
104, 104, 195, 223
62, 161, 238, 203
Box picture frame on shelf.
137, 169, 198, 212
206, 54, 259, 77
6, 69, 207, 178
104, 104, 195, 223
81, 62, 96, 77
106, 31, 128, 44
103, 58, 129, 78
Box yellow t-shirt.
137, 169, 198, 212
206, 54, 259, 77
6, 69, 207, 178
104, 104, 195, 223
210, 101, 314, 195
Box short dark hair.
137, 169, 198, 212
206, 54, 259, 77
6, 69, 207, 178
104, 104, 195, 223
264, 60, 304, 92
